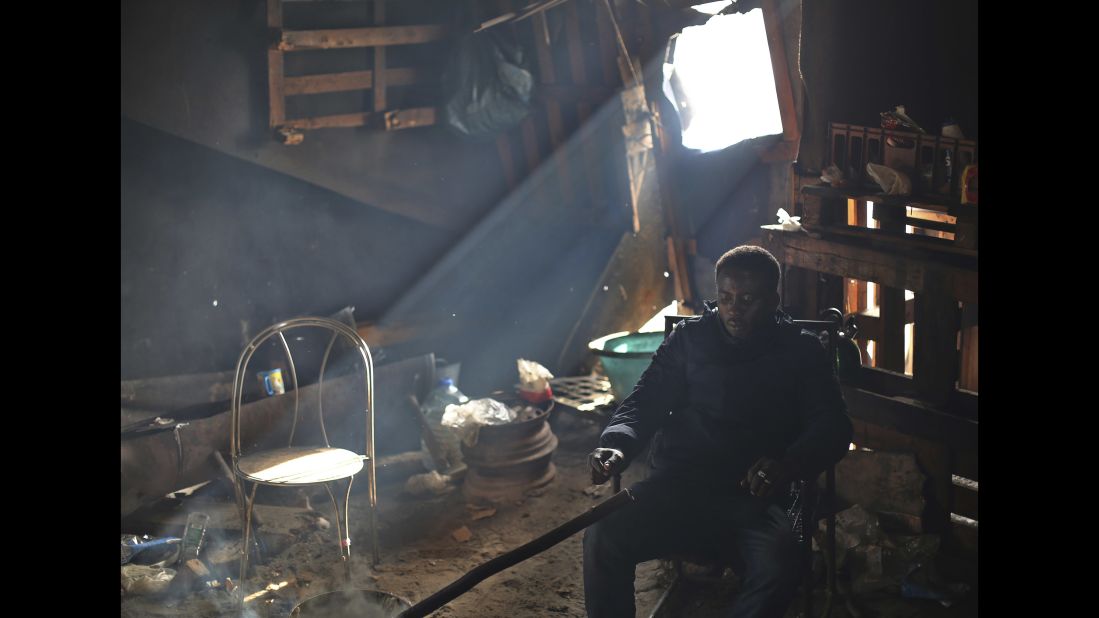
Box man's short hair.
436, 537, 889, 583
714, 245, 781, 292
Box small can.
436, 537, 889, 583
960, 165, 978, 204
257, 368, 285, 396
178, 512, 210, 563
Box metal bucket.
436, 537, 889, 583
460, 400, 557, 502
290, 589, 412, 618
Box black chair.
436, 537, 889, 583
612, 308, 854, 618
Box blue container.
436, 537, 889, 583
588, 331, 664, 402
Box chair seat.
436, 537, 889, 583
236, 446, 365, 485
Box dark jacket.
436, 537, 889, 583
599, 303, 852, 489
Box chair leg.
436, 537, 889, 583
342, 476, 355, 579
322, 484, 347, 555
239, 482, 259, 605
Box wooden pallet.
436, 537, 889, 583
267, 0, 448, 144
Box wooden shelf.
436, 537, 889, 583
802, 184, 978, 220
761, 229, 977, 303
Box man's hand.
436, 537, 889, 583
588, 448, 625, 485
741, 457, 795, 498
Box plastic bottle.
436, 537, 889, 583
421, 378, 469, 471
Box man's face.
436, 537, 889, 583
716, 267, 778, 341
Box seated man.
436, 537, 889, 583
583, 245, 853, 618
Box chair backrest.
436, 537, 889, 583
230, 316, 375, 464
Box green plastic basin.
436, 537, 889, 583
588, 331, 665, 402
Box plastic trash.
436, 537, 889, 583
121, 564, 177, 596
442, 30, 533, 138
404, 470, 454, 497
422, 378, 470, 471
866, 162, 912, 195
442, 398, 516, 446
517, 359, 554, 403
121, 535, 181, 566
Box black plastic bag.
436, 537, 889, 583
442, 30, 533, 138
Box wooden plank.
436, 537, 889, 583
959, 303, 978, 391
531, 13, 573, 203
563, 1, 588, 89
811, 223, 977, 259
279, 25, 450, 50
593, 0, 620, 86
911, 437, 952, 533
266, 0, 281, 29
842, 385, 976, 450
563, 0, 600, 204
373, 1, 387, 112
760, 230, 978, 303
953, 447, 978, 482
537, 84, 615, 106
905, 216, 956, 234
122, 370, 238, 410
283, 112, 371, 129
282, 67, 422, 96
952, 483, 978, 520
854, 365, 914, 397
878, 286, 906, 372
268, 49, 286, 127
496, 134, 518, 192
384, 107, 435, 131
913, 288, 960, 407
802, 184, 978, 220
520, 115, 542, 175
266, 0, 284, 127
760, 0, 799, 159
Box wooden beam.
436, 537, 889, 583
384, 107, 435, 131
282, 68, 422, 95
496, 134, 518, 192
593, 0, 620, 87
760, 230, 978, 303
520, 115, 542, 175
854, 365, 914, 397
952, 483, 978, 520
278, 25, 450, 50
811, 222, 976, 260
267, 49, 286, 128
531, 12, 573, 203
373, 1, 387, 111
842, 385, 977, 451
563, 0, 602, 205
905, 216, 956, 234
266, 0, 284, 127
913, 288, 960, 407
760, 0, 799, 159
122, 370, 237, 411
266, 0, 281, 30
537, 84, 616, 106
282, 112, 372, 129
802, 184, 978, 220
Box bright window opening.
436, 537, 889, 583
665, 8, 783, 153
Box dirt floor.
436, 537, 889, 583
121, 411, 977, 618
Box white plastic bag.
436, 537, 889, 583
517, 359, 553, 393
866, 163, 912, 195
441, 398, 517, 446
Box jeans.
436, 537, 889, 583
583, 477, 804, 618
